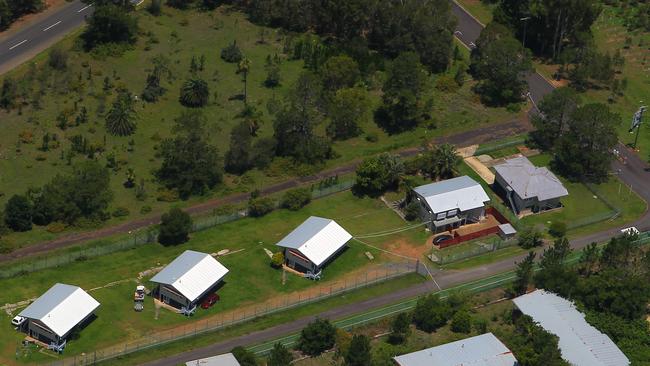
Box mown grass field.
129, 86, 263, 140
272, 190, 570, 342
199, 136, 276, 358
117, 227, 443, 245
0, 190, 432, 364
0, 4, 518, 250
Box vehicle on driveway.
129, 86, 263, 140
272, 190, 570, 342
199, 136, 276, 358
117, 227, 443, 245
201, 293, 220, 309
433, 234, 453, 245
11, 316, 25, 327
134, 285, 145, 312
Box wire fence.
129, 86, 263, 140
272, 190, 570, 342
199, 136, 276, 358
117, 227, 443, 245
48, 260, 422, 366
0, 181, 356, 280
432, 236, 518, 265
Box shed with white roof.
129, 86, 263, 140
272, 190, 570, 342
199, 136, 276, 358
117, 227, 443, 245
150, 250, 229, 314
276, 216, 352, 273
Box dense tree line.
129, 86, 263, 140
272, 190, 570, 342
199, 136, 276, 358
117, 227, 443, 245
530, 88, 619, 183
237, 0, 457, 73
0, 0, 43, 30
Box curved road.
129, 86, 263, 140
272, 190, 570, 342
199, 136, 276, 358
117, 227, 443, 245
0, 0, 91, 75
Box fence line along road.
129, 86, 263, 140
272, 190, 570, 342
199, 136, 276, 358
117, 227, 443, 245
47, 259, 424, 366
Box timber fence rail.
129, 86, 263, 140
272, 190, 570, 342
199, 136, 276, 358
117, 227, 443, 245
0, 181, 355, 279
48, 259, 420, 366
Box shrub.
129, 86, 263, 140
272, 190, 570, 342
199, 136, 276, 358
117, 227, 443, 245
271, 251, 284, 268
435, 74, 459, 93
140, 205, 152, 214
4, 195, 33, 232
404, 200, 421, 221
388, 312, 411, 344
221, 41, 243, 63
48, 47, 69, 71
231, 346, 257, 366
473, 317, 488, 333
365, 133, 378, 142
281, 187, 312, 211
248, 196, 275, 217
156, 188, 179, 202
46, 221, 67, 233
298, 318, 336, 356
158, 208, 192, 245
451, 309, 472, 333
518, 228, 544, 249
548, 221, 567, 238
412, 294, 451, 332
112, 207, 130, 217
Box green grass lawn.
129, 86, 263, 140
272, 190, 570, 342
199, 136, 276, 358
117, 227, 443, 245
0, 190, 429, 364
0, 5, 519, 251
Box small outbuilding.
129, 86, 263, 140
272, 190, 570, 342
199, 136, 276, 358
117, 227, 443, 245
411, 176, 491, 233
150, 250, 229, 315
513, 289, 630, 366
493, 156, 568, 214
17, 283, 100, 352
276, 216, 352, 274
393, 332, 518, 366
498, 223, 517, 240
185, 353, 240, 366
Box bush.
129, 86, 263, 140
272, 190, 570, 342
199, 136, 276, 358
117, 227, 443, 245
412, 294, 451, 332
48, 47, 69, 71
548, 221, 567, 238
451, 309, 472, 333
46, 221, 67, 233
365, 133, 378, 142
518, 228, 544, 249
112, 207, 130, 217
221, 41, 243, 63
140, 205, 152, 214
298, 318, 336, 356
388, 312, 411, 344
248, 196, 275, 217
231, 346, 257, 366
158, 208, 192, 245
156, 188, 179, 202
4, 195, 33, 232
281, 187, 312, 211
435, 74, 459, 92
271, 251, 284, 268
404, 200, 421, 221
473, 317, 488, 333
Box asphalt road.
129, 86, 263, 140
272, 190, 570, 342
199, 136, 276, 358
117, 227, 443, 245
0, 0, 91, 75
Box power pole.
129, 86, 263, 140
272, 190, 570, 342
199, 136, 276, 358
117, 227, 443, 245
521, 17, 531, 48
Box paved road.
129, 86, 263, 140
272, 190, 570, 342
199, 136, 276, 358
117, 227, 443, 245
0, 0, 91, 75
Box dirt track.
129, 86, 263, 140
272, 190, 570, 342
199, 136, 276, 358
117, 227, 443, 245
0, 118, 531, 264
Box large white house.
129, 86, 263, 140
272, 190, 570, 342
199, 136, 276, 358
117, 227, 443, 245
412, 176, 491, 232
276, 216, 352, 273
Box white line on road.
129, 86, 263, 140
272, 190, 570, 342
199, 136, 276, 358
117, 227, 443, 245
43, 21, 62, 32
77, 4, 92, 12
9, 39, 28, 50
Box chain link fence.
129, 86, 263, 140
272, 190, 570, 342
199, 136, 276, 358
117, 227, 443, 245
0, 181, 356, 280
432, 237, 518, 265
48, 260, 419, 366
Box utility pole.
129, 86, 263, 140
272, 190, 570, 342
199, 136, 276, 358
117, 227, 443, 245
521, 17, 531, 48
629, 104, 646, 150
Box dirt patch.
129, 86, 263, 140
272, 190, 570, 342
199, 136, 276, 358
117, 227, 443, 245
464, 156, 495, 184
384, 238, 430, 258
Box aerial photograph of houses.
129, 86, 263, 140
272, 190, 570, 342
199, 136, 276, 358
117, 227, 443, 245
0, 0, 648, 365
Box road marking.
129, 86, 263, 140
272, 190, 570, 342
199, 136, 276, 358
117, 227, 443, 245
43, 21, 62, 32
9, 40, 28, 50
77, 4, 92, 12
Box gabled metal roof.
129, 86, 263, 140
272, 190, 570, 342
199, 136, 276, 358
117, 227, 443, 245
513, 290, 630, 366
413, 176, 490, 214
393, 333, 518, 366
150, 250, 229, 303
276, 216, 352, 267
185, 353, 240, 366
494, 156, 568, 201
19, 283, 100, 338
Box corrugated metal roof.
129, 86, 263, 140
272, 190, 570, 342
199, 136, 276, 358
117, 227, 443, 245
513, 290, 630, 366
413, 176, 490, 213
19, 283, 100, 337
498, 223, 517, 235
276, 216, 352, 267
393, 333, 518, 366
494, 156, 568, 201
150, 250, 229, 303
185, 353, 240, 366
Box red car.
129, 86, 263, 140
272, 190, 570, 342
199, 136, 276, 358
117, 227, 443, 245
201, 293, 220, 309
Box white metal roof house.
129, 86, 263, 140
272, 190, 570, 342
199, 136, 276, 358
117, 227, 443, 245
493, 156, 568, 214
393, 332, 518, 366
513, 289, 630, 366
276, 216, 352, 274
185, 353, 240, 366
18, 283, 100, 352
151, 250, 229, 315
412, 176, 491, 232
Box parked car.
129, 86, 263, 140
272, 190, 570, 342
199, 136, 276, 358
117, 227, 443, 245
433, 234, 453, 244
11, 316, 26, 327
201, 293, 220, 309
621, 227, 639, 236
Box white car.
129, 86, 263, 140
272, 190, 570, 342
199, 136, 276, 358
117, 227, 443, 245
11, 316, 26, 327
620, 227, 639, 236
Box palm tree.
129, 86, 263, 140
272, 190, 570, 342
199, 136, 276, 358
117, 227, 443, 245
179, 78, 209, 108
106, 89, 137, 136
433, 143, 462, 179
237, 57, 251, 105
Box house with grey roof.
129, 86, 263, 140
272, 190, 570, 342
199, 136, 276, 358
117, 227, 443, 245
393, 332, 518, 366
276, 216, 352, 274
493, 156, 568, 214
513, 290, 629, 366
17, 283, 100, 352
185, 353, 240, 366
150, 250, 229, 315
411, 176, 491, 233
